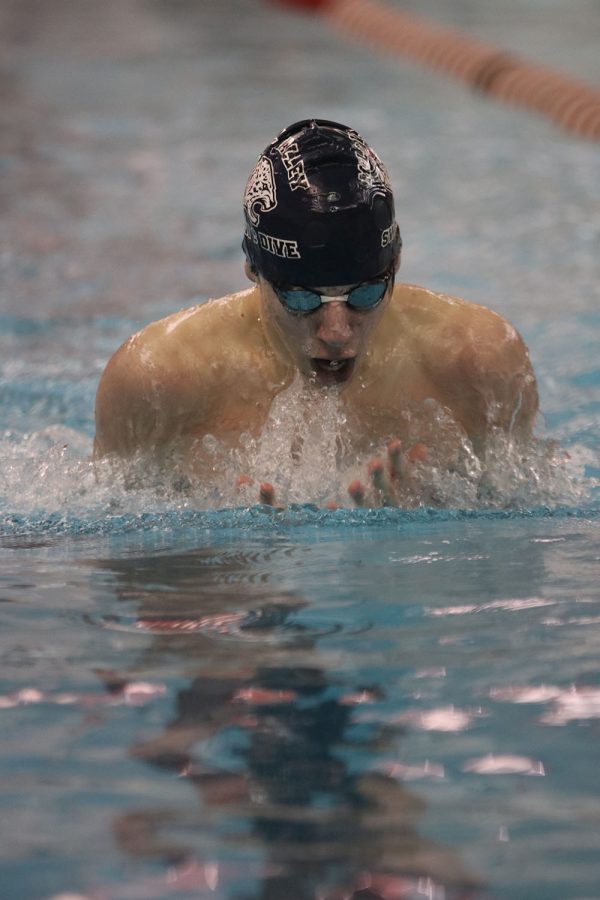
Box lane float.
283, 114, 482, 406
272, 0, 600, 140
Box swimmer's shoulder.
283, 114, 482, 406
95, 289, 263, 456
391, 282, 537, 408
139, 288, 260, 353
390, 282, 525, 362
387, 283, 538, 439
107, 288, 262, 374
392, 282, 496, 323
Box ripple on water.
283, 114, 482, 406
89, 605, 373, 645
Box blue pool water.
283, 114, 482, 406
1, 1, 600, 898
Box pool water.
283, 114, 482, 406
1, 1, 600, 898
2, 515, 600, 900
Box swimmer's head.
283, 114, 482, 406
242, 119, 402, 287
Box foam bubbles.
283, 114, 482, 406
180, 384, 591, 510
0, 384, 594, 523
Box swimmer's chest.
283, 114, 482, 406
341, 356, 446, 432
183, 366, 451, 456
185, 393, 274, 445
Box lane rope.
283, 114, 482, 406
276, 0, 600, 140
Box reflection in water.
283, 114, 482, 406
91, 545, 481, 899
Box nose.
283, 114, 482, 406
315, 301, 353, 349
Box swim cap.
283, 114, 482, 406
242, 119, 401, 286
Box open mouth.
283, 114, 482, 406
310, 357, 355, 385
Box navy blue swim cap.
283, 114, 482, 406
242, 119, 401, 286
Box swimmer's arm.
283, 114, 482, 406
94, 337, 208, 459
94, 342, 168, 458
450, 313, 539, 444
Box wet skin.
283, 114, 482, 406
256, 272, 390, 388
94, 267, 539, 505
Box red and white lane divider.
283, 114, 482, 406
273, 0, 600, 140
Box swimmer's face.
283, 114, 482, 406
251, 265, 393, 387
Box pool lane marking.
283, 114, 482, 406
325, 0, 600, 140
276, 0, 600, 140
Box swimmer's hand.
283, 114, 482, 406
347, 440, 430, 508
234, 440, 431, 510
259, 482, 276, 506
236, 474, 279, 508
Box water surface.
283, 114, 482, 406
1, 1, 599, 898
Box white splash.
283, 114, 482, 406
378, 759, 446, 781
489, 684, 563, 703
389, 705, 487, 733
0, 386, 593, 516
489, 682, 600, 726
462, 754, 545, 775
539, 686, 600, 725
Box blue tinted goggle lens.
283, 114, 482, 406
275, 277, 389, 313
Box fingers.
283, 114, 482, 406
387, 438, 403, 481
237, 440, 430, 511
348, 479, 366, 507
368, 456, 396, 506
367, 457, 386, 491
259, 481, 276, 506
236, 474, 277, 507
235, 473, 253, 491
348, 457, 393, 508
347, 440, 430, 508
407, 442, 428, 464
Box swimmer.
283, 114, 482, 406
94, 119, 538, 506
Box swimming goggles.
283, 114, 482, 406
273, 271, 393, 314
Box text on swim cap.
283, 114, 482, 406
276, 139, 310, 191
245, 226, 301, 259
